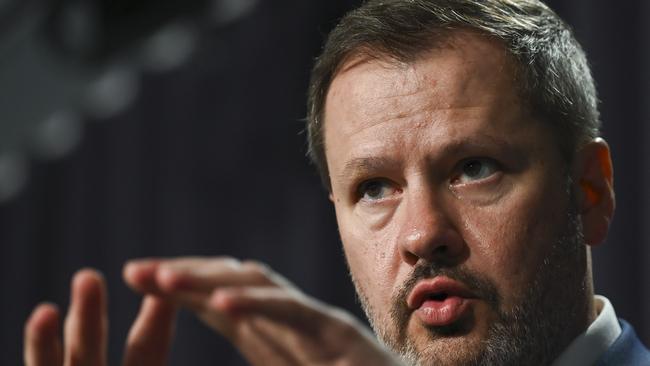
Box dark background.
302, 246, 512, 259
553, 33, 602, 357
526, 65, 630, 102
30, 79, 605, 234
1, 1, 648, 364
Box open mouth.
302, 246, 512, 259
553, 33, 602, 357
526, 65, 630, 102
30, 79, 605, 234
407, 277, 477, 310
407, 277, 477, 327
427, 292, 449, 301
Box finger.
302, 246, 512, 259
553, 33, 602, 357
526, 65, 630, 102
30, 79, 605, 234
63, 269, 108, 366
232, 319, 302, 366
208, 288, 342, 365
210, 286, 369, 342
24, 303, 63, 366
157, 259, 285, 314
124, 259, 210, 312
209, 287, 325, 327
129, 257, 278, 293
157, 257, 275, 292
209, 288, 392, 366
123, 259, 162, 295
124, 258, 293, 339
122, 296, 177, 366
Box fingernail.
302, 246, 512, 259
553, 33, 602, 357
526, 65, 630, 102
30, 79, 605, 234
38, 302, 59, 311
32, 302, 59, 318
124, 258, 159, 274
72, 268, 104, 288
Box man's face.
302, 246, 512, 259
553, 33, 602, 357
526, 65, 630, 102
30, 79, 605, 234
324, 33, 589, 365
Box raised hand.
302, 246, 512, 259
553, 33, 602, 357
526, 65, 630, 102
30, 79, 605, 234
24, 269, 177, 366
124, 257, 402, 366
25, 258, 401, 366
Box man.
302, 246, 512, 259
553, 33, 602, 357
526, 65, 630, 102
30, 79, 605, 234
23, 0, 650, 365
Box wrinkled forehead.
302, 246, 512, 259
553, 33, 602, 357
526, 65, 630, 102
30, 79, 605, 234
323, 32, 520, 138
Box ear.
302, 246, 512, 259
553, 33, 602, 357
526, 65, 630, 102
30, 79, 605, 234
572, 138, 615, 246
329, 192, 335, 202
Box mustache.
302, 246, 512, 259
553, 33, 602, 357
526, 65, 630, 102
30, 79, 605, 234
391, 263, 502, 321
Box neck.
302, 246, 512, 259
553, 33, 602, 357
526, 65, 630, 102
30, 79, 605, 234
583, 248, 597, 325
558, 246, 598, 357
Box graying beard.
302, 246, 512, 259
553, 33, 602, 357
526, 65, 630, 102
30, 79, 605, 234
350, 201, 585, 366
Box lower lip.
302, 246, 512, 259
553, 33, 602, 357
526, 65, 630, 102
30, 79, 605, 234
415, 297, 472, 327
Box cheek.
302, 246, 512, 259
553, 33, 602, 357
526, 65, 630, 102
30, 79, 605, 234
459, 180, 569, 298
337, 208, 401, 313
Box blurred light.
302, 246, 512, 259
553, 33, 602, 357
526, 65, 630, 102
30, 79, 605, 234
139, 22, 197, 72
0, 0, 15, 15
31, 110, 83, 160
212, 0, 258, 25
85, 66, 139, 120
0, 153, 28, 203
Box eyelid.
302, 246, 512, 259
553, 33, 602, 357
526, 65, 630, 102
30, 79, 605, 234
356, 178, 387, 196
356, 178, 400, 202
450, 157, 501, 185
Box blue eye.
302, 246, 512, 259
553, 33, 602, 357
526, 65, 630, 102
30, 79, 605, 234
358, 180, 396, 201
455, 158, 499, 184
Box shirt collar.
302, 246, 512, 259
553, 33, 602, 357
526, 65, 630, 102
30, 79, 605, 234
551, 295, 622, 366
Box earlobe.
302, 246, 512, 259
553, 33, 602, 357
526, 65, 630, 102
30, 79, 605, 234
573, 138, 615, 246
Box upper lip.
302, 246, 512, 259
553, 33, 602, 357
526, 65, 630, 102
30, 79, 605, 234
406, 276, 477, 310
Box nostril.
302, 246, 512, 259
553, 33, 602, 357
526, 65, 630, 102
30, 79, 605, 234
435, 245, 448, 254
402, 251, 420, 266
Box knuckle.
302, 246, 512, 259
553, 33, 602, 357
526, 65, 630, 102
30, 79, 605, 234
241, 259, 268, 274
215, 256, 242, 268
241, 260, 273, 282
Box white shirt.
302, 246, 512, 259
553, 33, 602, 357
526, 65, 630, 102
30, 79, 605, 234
551, 295, 622, 366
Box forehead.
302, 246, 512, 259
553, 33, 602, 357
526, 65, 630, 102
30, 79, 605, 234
324, 33, 518, 137
322, 33, 531, 172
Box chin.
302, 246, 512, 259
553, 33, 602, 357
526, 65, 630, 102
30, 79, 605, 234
382, 315, 492, 366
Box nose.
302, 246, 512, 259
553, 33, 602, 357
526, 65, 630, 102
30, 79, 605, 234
398, 187, 466, 267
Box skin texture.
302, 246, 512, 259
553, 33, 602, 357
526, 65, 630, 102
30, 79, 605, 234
324, 32, 614, 364
23, 31, 615, 366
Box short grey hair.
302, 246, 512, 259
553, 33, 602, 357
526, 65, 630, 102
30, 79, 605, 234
306, 0, 600, 190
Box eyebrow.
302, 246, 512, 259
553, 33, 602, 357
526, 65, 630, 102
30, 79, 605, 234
334, 134, 518, 183
337, 156, 402, 183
